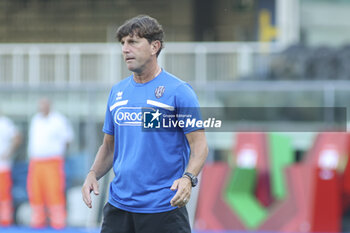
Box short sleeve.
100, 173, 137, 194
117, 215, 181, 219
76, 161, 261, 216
7, 119, 17, 139
63, 117, 74, 143
103, 89, 115, 135
2, 118, 17, 141
175, 83, 203, 134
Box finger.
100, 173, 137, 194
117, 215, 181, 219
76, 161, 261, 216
174, 196, 187, 208
82, 186, 92, 208
83, 195, 92, 208
179, 195, 191, 207
92, 182, 100, 195
177, 195, 188, 207
170, 191, 181, 206
170, 179, 179, 191
85, 199, 92, 208
170, 188, 185, 206
171, 180, 192, 207
82, 192, 92, 208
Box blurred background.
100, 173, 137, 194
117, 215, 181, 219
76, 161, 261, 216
1, 0, 350, 232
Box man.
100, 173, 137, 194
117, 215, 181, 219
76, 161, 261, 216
27, 98, 74, 229
0, 111, 21, 226
82, 15, 208, 233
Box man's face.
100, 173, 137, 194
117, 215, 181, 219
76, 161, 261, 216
121, 34, 154, 73
39, 98, 50, 116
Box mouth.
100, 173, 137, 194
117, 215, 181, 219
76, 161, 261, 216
125, 57, 135, 62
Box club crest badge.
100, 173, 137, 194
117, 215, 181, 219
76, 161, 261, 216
155, 86, 165, 98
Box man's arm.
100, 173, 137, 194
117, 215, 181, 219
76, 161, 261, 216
82, 133, 115, 208
170, 129, 208, 207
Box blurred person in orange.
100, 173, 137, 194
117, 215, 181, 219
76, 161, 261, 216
0, 110, 22, 226
27, 98, 74, 229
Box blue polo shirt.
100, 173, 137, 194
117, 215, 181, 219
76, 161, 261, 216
103, 69, 202, 213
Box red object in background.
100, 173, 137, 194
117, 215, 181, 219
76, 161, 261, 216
234, 133, 273, 207
255, 172, 274, 207
259, 165, 315, 232
0, 170, 13, 226
258, 166, 298, 231
195, 132, 350, 232
311, 168, 342, 233
343, 135, 350, 211
343, 158, 350, 210
308, 133, 348, 233
211, 165, 245, 230
194, 163, 244, 230
282, 165, 314, 232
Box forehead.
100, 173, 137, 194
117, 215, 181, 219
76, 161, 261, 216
121, 34, 145, 42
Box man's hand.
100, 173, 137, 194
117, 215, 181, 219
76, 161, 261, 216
170, 177, 192, 207
81, 171, 100, 208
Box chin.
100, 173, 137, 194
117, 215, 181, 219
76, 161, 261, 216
128, 66, 141, 73
126, 65, 136, 71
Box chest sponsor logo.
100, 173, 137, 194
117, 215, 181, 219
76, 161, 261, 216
114, 107, 155, 126
155, 86, 165, 99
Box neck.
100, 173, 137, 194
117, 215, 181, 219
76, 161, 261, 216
133, 62, 161, 84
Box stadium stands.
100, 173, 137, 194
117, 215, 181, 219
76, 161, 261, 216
268, 44, 350, 81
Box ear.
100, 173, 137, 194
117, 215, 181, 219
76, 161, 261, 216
151, 40, 161, 56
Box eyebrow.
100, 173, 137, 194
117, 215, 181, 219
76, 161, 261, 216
121, 37, 139, 44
